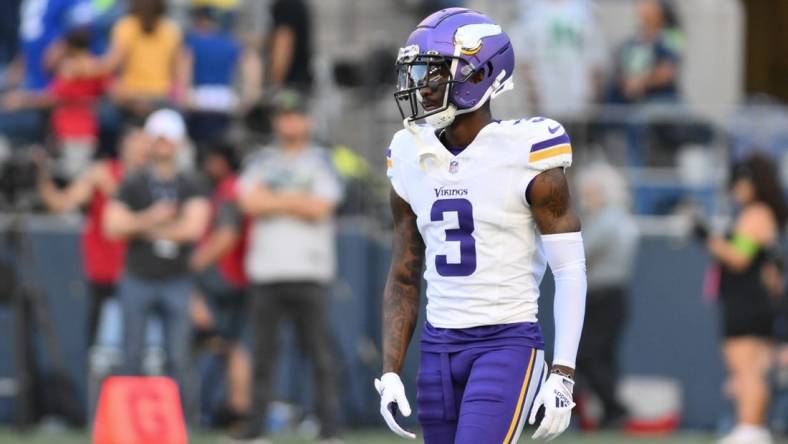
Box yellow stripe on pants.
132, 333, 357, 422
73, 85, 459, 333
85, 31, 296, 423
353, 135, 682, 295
503, 348, 536, 444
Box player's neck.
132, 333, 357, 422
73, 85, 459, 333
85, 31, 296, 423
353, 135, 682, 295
443, 109, 493, 148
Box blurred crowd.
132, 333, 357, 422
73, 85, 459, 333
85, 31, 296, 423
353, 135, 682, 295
0, 0, 766, 215
0, 0, 722, 173
0, 0, 353, 440
0, 0, 310, 180
510, 0, 726, 172
514, 0, 682, 119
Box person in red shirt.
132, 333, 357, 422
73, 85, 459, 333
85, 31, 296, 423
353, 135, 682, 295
48, 28, 108, 180
36, 125, 151, 345
190, 142, 251, 428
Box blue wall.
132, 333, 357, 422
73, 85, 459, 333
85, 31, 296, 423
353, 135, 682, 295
619, 238, 726, 428
0, 225, 726, 429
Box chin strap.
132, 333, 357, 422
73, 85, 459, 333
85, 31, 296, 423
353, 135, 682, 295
424, 104, 457, 129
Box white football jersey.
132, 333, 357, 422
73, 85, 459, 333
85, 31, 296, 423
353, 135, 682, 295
387, 118, 573, 329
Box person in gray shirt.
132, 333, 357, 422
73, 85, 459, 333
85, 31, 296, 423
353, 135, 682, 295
234, 90, 343, 442
575, 161, 639, 428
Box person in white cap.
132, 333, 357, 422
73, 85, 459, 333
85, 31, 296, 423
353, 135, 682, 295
103, 108, 211, 420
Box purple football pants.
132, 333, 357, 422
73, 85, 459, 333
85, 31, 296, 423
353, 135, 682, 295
417, 323, 547, 444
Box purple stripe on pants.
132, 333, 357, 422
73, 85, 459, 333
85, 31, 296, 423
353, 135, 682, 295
417, 322, 546, 444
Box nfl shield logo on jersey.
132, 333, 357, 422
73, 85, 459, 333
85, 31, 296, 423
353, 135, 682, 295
449, 160, 460, 174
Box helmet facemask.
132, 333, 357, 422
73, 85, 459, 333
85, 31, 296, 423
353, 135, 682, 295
395, 47, 476, 130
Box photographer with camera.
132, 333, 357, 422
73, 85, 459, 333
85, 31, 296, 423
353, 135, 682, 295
691, 154, 787, 444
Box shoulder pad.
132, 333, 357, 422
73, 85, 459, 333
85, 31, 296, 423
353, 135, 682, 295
519, 117, 573, 171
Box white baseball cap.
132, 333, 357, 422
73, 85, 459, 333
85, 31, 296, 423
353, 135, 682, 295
144, 109, 186, 143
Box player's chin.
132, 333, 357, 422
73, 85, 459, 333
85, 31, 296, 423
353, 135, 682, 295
420, 97, 442, 111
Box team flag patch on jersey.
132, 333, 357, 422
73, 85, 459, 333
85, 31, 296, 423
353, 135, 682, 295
528, 133, 572, 162
386, 148, 393, 169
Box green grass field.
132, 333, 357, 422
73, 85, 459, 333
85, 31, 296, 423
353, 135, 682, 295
1, 429, 785, 444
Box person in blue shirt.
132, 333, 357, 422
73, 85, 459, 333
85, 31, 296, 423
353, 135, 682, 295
20, 0, 84, 90
181, 5, 260, 152
0, 0, 84, 145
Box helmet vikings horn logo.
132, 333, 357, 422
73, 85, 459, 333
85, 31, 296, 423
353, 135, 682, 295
454, 23, 503, 55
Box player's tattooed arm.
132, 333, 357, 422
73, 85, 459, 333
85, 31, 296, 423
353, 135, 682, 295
528, 168, 582, 379
528, 168, 581, 235
382, 189, 425, 374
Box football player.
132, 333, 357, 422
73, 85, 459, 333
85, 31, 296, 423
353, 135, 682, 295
375, 8, 587, 443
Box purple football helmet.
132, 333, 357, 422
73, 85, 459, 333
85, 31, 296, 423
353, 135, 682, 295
395, 8, 515, 129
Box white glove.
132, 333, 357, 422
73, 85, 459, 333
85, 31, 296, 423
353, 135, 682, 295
374, 372, 416, 439
529, 372, 576, 441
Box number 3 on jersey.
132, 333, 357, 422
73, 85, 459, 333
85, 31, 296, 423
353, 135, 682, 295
430, 199, 477, 277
